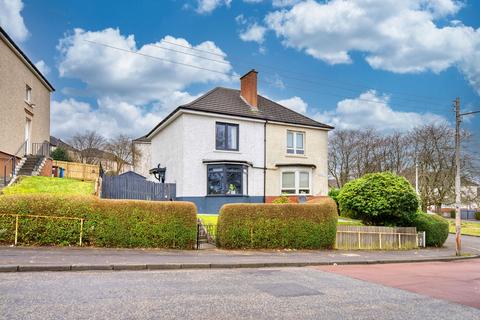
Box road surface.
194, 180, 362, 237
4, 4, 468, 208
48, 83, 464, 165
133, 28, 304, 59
1, 263, 479, 319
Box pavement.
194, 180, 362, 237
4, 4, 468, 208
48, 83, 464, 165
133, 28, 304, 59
0, 235, 479, 272
0, 265, 478, 319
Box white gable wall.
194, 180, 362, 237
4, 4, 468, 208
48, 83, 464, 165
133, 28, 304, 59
150, 114, 184, 195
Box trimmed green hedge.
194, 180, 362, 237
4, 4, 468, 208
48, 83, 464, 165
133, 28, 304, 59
412, 213, 449, 247
0, 194, 197, 249
217, 199, 338, 249
476, 212, 480, 221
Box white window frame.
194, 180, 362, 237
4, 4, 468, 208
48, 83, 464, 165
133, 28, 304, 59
25, 85, 32, 104
286, 130, 305, 155
280, 168, 312, 195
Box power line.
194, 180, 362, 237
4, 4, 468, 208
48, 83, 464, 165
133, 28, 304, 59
83, 40, 232, 76
157, 39, 447, 104
83, 39, 449, 113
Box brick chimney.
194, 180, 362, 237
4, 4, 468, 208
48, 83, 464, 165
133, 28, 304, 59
240, 69, 258, 109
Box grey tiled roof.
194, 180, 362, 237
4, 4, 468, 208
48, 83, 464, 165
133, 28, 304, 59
181, 87, 333, 129
146, 87, 333, 138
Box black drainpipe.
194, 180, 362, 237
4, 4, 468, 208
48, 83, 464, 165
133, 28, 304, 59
263, 120, 267, 203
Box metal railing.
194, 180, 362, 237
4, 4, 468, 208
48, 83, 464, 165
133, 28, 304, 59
0, 214, 85, 246
31, 141, 50, 157
196, 222, 217, 249
2, 140, 28, 186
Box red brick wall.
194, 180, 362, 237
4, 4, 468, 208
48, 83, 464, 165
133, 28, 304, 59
39, 158, 52, 177
0, 150, 19, 180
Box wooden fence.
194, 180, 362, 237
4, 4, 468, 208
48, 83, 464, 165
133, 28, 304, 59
53, 160, 99, 181
336, 225, 419, 250
101, 175, 176, 201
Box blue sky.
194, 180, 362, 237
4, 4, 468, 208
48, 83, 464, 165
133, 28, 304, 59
0, 0, 479, 147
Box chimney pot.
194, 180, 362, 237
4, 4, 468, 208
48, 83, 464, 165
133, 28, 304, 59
240, 69, 258, 109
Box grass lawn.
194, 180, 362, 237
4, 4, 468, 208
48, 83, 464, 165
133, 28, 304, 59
197, 214, 218, 225
2, 176, 95, 196
338, 217, 364, 226
448, 220, 480, 236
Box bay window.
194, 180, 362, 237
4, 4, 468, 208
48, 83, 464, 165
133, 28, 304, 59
281, 170, 311, 195
207, 164, 247, 195
287, 131, 305, 155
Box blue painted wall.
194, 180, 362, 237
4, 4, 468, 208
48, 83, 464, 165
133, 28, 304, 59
177, 196, 264, 213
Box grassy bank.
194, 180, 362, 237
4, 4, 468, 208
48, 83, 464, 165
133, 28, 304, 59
2, 176, 94, 196
448, 220, 480, 237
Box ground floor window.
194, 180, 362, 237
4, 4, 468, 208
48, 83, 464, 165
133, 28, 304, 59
207, 164, 248, 195
281, 169, 311, 195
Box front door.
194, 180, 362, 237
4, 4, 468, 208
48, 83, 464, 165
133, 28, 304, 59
24, 118, 31, 155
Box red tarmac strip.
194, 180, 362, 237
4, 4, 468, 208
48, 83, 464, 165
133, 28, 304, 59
316, 259, 480, 309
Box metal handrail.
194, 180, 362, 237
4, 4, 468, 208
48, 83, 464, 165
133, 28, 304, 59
2, 140, 28, 186
0, 213, 85, 246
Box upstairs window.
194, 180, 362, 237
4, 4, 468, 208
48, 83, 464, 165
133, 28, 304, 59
287, 131, 304, 155
216, 122, 239, 151
281, 170, 311, 195
25, 85, 32, 103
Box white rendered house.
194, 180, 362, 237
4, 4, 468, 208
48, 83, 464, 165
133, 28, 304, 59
138, 70, 333, 213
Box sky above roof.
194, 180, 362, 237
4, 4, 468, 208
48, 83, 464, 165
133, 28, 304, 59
0, 0, 479, 149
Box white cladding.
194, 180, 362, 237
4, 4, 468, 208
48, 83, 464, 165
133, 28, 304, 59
150, 112, 265, 197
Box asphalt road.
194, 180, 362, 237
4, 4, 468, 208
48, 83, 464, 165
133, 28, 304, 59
1, 266, 479, 319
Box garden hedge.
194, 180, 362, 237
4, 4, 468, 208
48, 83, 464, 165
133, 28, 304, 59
412, 213, 449, 247
217, 199, 338, 249
338, 172, 419, 226
476, 212, 480, 221
0, 194, 197, 249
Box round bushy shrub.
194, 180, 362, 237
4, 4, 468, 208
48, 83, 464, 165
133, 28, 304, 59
217, 198, 338, 249
476, 212, 480, 221
272, 194, 290, 204
412, 213, 449, 247
337, 172, 419, 226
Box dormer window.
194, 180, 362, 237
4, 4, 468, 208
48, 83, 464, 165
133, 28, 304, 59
25, 85, 32, 104
216, 122, 239, 151
287, 130, 304, 155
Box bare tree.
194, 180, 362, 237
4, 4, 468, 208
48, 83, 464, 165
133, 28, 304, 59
328, 130, 359, 188
105, 135, 140, 175
69, 131, 106, 164
411, 124, 457, 212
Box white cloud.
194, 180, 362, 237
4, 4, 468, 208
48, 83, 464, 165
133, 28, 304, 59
195, 0, 231, 14
55, 27, 232, 138
0, 0, 28, 42
314, 90, 446, 131
57, 28, 232, 105
277, 96, 308, 114
272, 0, 302, 7
51, 93, 202, 140
239, 22, 267, 43
34, 60, 50, 75
265, 0, 480, 94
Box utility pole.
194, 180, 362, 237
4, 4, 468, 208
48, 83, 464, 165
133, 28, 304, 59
415, 159, 419, 195
454, 104, 480, 256
454, 97, 461, 256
